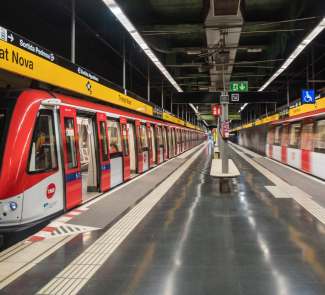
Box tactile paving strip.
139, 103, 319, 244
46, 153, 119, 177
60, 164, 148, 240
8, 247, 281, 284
36, 144, 207, 295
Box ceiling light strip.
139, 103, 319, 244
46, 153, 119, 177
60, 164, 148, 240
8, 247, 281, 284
103, 0, 183, 92
259, 17, 325, 92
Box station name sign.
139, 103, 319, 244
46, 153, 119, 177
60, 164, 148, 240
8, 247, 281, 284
0, 26, 202, 130
0, 26, 152, 116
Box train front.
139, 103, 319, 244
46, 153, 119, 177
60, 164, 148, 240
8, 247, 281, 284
0, 89, 56, 231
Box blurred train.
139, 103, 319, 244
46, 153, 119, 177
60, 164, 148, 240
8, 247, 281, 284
235, 107, 325, 180
0, 89, 205, 231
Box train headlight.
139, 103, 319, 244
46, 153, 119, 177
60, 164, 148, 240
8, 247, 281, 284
9, 201, 18, 211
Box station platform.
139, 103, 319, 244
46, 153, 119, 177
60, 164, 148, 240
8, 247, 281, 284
1, 141, 325, 295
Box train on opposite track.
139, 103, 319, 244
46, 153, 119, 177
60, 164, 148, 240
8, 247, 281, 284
233, 99, 325, 180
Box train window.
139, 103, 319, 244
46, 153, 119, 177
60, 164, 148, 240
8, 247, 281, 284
121, 124, 129, 156
99, 122, 109, 161
314, 120, 325, 153
289, 123, 301, 148
64, 118, 78, 169
281, 126, 289, 146
29, 110, 58, 172
274, 126, 281, 145
107, 120, 122, 154
140, 125, 149, 150
301, 123, 314, 151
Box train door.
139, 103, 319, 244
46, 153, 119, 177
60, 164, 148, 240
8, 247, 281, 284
96, 113, 110, 192
301, 122, 314, 173
287, 123, 302, 169
156, 125, 164, 164
267, 128, 274, 158
162, 126, 168, 160
24, 108, 65, 221
147, 123, 154, 168
77, 116, 99, 202
135, 120, 143, 173
120, 118, 130, 181
127, 121, 137, 177
172, 128, 177, 156
141, 123, 150, 172
182, 130, 186, 151
150, 124, 157, 166
60, 106, 82, 209
107, 118, 124, 188
168, 127, 173, 158
176, 129, 181, 154
175, 129, 178, 154
280, 125, 289, 164
135, 121, 149, 173
187, 131, 190, 150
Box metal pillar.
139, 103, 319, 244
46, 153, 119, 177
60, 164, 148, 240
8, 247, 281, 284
220, 65, 229, 174
147, 62, 150, 102
71, 0, 76, 63
161, 81, 164, 109
221, 101, 229, 174
306, 51, 309, 88
170, 93, 173, 113
287, 80, 290, 106
312, 46, 315, 90
123, 34, 126, 94
177, 104, 180, 117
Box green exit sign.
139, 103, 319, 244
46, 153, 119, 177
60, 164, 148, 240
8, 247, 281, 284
230, 81, 248, 92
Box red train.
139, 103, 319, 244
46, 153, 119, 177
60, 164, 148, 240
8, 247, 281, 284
266, 111, 325, 180
236, 105, 325, 180
0, 89, 205, 231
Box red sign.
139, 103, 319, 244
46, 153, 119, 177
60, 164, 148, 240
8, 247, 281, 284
46, 183, 56, 199
212, 104, 221, 117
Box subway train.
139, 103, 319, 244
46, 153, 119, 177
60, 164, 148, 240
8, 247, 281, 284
0, 89, 205, 231
236, 106, 325, 180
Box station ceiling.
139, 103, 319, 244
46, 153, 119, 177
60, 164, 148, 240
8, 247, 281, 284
1, 0, 325, 126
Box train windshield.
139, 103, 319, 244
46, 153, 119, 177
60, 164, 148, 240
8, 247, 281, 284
0, 110, 7, 170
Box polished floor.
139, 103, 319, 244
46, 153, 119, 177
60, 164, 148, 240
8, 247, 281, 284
3, 143, 325, 294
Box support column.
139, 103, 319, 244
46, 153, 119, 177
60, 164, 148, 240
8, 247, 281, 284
123, 34, 126, 94
147, 62, 150, 102
287, 80, 290, 106
71, 0, 76, 63
220, 64, 229, 174
312, 46, 315, 90
161, 81, 164, 109
306, 50, 309, 88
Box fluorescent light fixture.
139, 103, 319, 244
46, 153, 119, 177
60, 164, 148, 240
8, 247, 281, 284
239, 103, 248, 113
247, 48, 263, 53
189, 103, 199, 114
103, 0, 183, 93
259, 17, 325, 92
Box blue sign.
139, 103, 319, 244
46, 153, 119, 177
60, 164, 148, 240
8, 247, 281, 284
301, 89, 315, 104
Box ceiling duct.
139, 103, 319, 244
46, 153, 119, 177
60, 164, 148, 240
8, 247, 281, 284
205, 0, 243, 91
